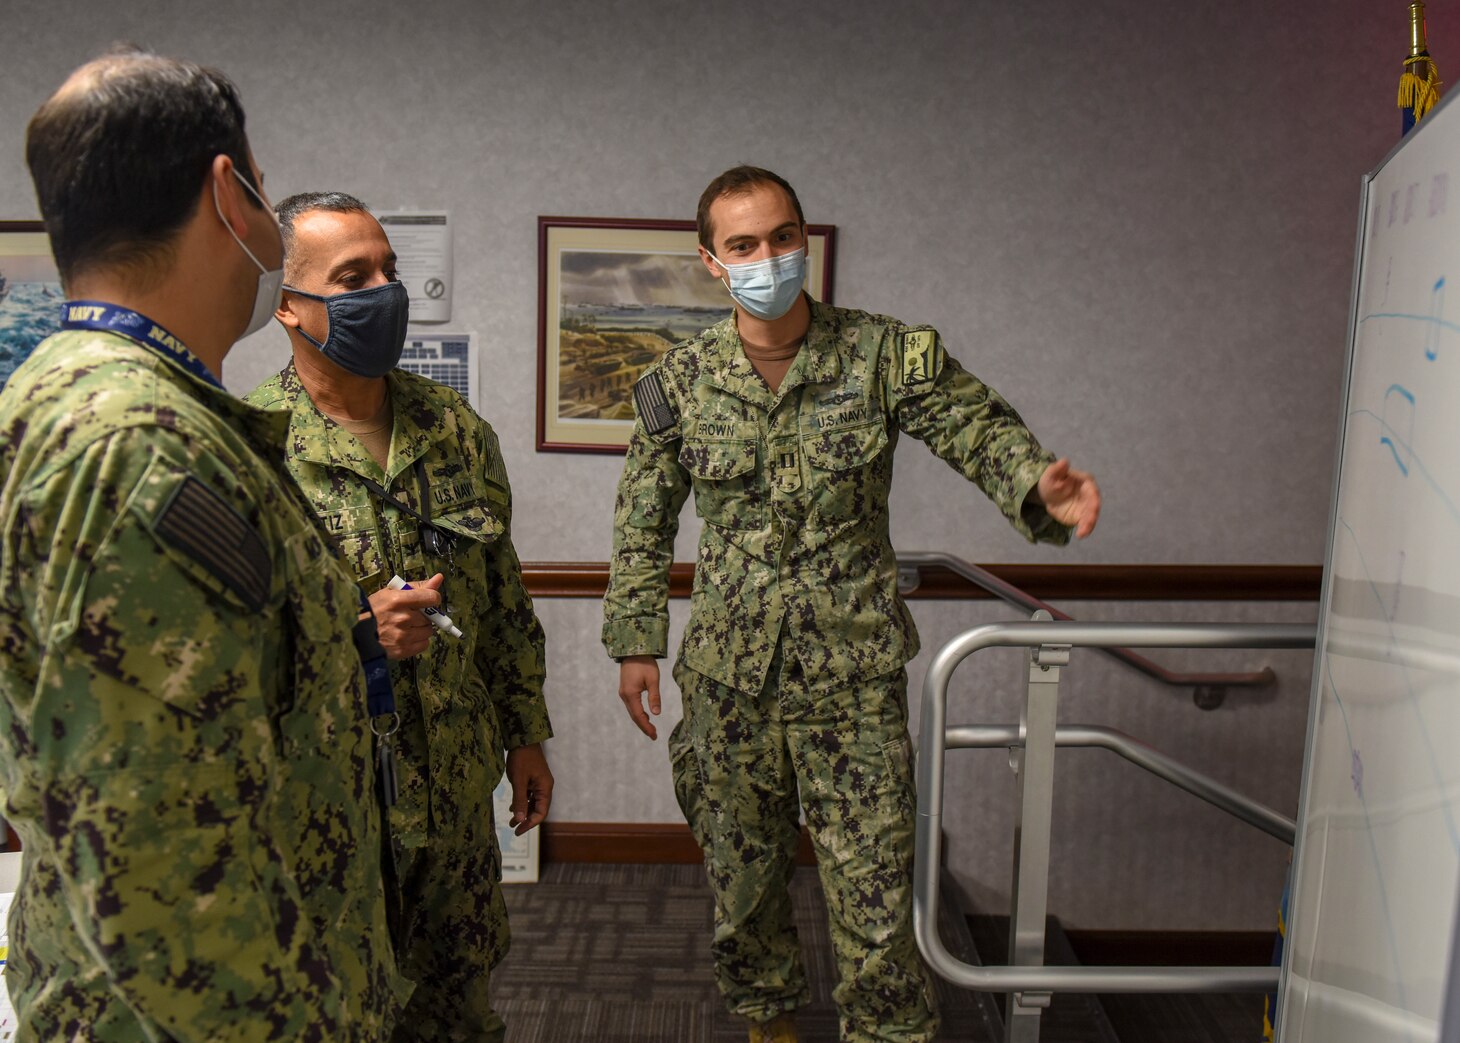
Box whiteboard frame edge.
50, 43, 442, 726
1274, 168, 1373, 1042
1370, 88, 1460, 180
1442, 871, 1460, 1040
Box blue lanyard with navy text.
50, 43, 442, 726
61, 300, 224, 391
354, 588, 400, 808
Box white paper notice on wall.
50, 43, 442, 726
396, 332, 479, 413
377, 211, 452, 322
0, 888, 15, 1038
493, 777, 540, 884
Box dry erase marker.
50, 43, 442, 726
386, 575, 463, 638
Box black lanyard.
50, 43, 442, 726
357, 459, 456, 561
351, 462, 449, 813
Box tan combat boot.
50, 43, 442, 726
747, 1013, 799, 1043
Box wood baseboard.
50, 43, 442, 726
541, 821, 816, 866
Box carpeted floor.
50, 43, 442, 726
494, 862, 995, 1042
493, 863, 1264, 1042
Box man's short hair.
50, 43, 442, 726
696, 165, 806, 252
25, 45, 260, 286
275, 191, 370, 255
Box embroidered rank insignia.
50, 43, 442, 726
155, 476, 271, 611
901, 328, 939, 387
632, 372, 678, 435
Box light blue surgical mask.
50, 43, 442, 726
710, 247, 806, 321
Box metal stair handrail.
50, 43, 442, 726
946, 724, 1296, 844
896, 551, 1278, 690
913, 619, 1317, 999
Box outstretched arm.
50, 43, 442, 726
889, 332, 1072, 545
1031, 458, 1101, 538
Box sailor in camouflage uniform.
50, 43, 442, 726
246, 192, 553, 1043
0, 52, 409, 1040
605, 166, 1101, 1043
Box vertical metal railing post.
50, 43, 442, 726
1004, 611, 1067, 1042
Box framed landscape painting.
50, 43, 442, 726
0, 221, 62, 390
536, 216, 835, 453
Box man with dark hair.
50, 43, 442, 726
0, 50, 408, 1040
25, 44, 260, 284
605, 164, 1101, 1043
694, 165, 805, 252
246, 192, 554, 1043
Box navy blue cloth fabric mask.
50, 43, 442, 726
286, 280, 410, 378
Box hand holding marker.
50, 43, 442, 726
387, 575, 462, 638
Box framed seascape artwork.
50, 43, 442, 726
536, 216, 835, 453
0, 221, 63, 391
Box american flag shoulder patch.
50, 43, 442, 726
632, 372, 678, 436
484, 446, 509, 488
155, 476, 271, 612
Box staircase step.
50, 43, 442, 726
934, 870, 1005, 1041
959, 910, 1122, 1043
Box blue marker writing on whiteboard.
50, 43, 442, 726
386, 575, 463, 638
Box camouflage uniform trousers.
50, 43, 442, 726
389, 812, 508, 1043
672, 642, 940, 1043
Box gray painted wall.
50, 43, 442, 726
0, 0, 1426, 929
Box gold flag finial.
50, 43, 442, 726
1400, 1, 1442, 131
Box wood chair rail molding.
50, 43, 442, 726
520, 562, 1322, 602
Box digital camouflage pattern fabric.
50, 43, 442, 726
247, 362, 551, 1043
0, 329, 410, 1042
603, 299, 1069, 681
675, 651, 938, 1041
605, 300, 1072, 1041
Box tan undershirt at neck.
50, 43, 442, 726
742, 336, 804, 392
323, 396, 394, 470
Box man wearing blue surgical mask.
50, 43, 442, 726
604, 166, 1102, 1043
246, 193, 554, 1043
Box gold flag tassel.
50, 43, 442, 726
1399, 53, 1443, 122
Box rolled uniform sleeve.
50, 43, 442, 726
472, 431, 552, 750
602, 389, 691, 660
2, 427, 354, 1042
887, 328, 1071, 545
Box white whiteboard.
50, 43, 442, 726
1280, 94, 1460, 1042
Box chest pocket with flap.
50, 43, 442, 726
803, 418, 890, 525
678, 421, 767, 530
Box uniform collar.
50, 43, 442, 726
272, 362, 453, 483
700, 296, 841, 407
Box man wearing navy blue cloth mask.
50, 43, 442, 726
247, 191, 554, 1043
